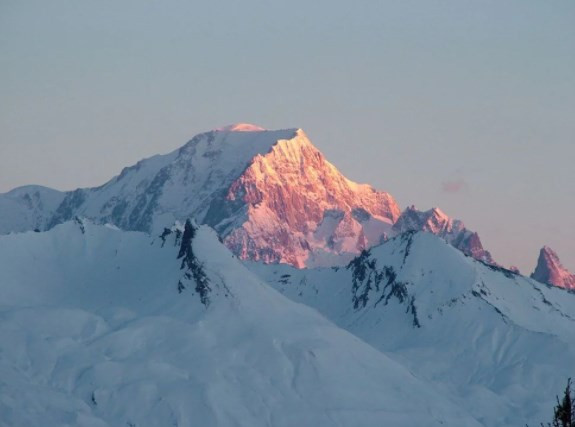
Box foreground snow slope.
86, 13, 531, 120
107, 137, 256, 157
0, 220, 478, 427
247, 231, 575, 426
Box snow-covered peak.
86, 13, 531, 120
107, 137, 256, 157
392, 205, 495, 264
1, 125, 399, 268
215, 123, 266, 132
394, 205, 458, 234
0, 221, 480, 426
430, 206, 448, 220
248, 230, 575, 425
0, 185, 66, 234
2, 184, 63, 197
221, 128, 400, 267
531, 246, 575, 290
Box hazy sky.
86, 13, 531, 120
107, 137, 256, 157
1, 0, 574, 273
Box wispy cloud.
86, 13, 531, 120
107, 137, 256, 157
441, 178, 468, 194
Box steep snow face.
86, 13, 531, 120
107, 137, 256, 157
247, 232, 575, 426
47, 127, 298, 233
392, 205, 495, 265
0, 185, 65, 234
221, 129, 399, 267
0, 221, 479, 427
531, 246, 575, 289
1, 127, 400, 268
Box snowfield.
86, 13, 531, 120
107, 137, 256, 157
0, 220, 480, 426
247, 231, 575, 426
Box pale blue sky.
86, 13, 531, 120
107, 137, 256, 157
1, 0, 574, 273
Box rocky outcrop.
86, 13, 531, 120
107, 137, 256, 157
531, 246, 575, 290
392, 206, 495, 265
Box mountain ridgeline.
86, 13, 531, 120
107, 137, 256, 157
1, 124, 507, 269
0, 123, 572, 283
0, 219, 484, 426
246, 230, 575, 425
1, 123, 574, 426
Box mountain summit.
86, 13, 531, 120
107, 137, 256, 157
531, 246, 575, 290
216, 123, 266, 132
0, 127, 400, 267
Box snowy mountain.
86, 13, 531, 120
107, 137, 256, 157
0, 124, 400, 267
0, 185, 65, 233
247, 231, 575, 426
2, 123, 573, 426
392, 205, 495, 265
0, 219, 480, 426
0, 126, 502, 270
531, 246, 575, 290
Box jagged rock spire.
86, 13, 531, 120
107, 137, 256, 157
531, 246, 575, 290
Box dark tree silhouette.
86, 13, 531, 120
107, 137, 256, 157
542, 378, 575, 427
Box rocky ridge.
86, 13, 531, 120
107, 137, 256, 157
391, 205, 495, 265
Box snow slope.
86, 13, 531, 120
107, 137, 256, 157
47, 126, 298, 233
247, 231, 575, 426
0, 220, 479, 427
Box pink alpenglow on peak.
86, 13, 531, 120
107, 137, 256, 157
221, 129, 400, 267
216, 123, 267, 132
0, 126, 399, 269
531, 246, 575, 290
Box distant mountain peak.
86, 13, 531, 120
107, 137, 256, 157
430, 206, 447, 217
395, 205, 461, 236
392, 205, 495, 265
531, 246, 575, 289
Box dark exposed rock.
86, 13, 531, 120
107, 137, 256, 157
347, 247, 419, 327
48, 189, 87, 229
177, 220, 211, 305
